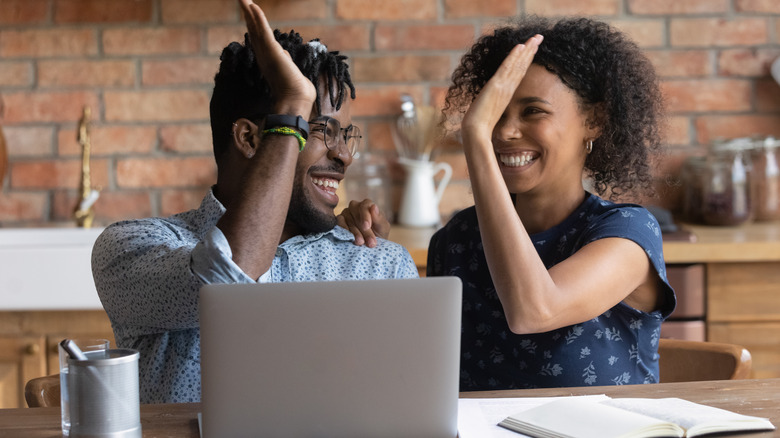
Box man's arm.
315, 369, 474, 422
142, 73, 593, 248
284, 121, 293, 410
216, 0, 317, 280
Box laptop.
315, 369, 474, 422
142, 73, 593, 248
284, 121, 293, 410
199, 277, 462, 438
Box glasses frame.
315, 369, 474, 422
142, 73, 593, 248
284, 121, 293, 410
308, 117, 361, 157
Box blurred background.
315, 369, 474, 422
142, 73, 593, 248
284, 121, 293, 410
1, 0, 779, 228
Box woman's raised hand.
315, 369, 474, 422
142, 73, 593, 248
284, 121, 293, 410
460, 35, 543, 142
238, 0, 316, 115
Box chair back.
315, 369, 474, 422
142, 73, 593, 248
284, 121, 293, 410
24, 374, 60, 408
658, 338, 752, 383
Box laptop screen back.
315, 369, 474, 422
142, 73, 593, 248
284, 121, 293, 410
199, 277, 462, 438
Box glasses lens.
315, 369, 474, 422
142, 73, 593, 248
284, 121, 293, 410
325, 118, 340, 151
346, 125, 361, 157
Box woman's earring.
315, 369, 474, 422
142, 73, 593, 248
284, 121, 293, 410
246, 150, 255, 159
585, 139, 593, 154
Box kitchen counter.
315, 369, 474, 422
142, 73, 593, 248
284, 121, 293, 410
0, 228, 104, 310
389, 222, 780, 268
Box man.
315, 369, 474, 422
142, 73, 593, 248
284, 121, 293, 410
92, 0, 417, 404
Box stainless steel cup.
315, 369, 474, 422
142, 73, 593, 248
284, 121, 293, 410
68, 348, 142, 438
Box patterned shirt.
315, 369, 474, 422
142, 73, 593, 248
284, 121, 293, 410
92, 188, 418, 404
427, 192, 676, 391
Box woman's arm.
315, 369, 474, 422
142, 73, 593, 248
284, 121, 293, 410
461, 37, 660, 334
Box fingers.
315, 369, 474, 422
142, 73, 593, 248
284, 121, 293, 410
337, 199, 390, 247
493, 34, 543, 88
368, 203, 391, 240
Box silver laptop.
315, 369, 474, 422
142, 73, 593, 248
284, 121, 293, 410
199, 277, 462, 438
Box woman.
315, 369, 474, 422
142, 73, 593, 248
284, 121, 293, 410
343, 16, 675, 390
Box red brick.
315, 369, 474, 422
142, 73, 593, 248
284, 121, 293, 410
661, 79, 752, 113
350, 85, 425, 117
526, 0, 620, 16
161, 0, 237, 24
259, 0, 328, 21
104, 90, 210, 122
206, 25, 246, 54
0, 192, 47, 221
718, 49, 780, 77
777, 18, 780, 44
52, 190, 153, 224
664, 116, 691, 146
207, 24, 371, 54
116, 157, 216, 188
54, 0, 153, 23
161, 189, 208, 216
430, 86, 451, 109
0, 61, 32, 87
444, 0, 516, 18
335, 0, 436, 20
3, 126, 54, 156
160, 124, 213, 153
11, 158, 109, 190
736, 0, 780, 13
142, 58, 219, 86
58, 126, 158, 156
0, 0, 48, 25
3, 91, 99, 123
756, 78, 780, 111
694, 115, 780, 145
375, 25, 475, 51
38, 60, 136, 87
103, 28, 201, 56
0, 29, 97, 57
628, 0, 727, 14
352, 55, 452, 82
645, 50, 711, 78
287, 25, 371, 52
365, 121, 399, 155
670, 18, 768, 47
609, 20, 665, 48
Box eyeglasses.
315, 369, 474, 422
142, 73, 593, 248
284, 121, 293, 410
309, 117, 361, 157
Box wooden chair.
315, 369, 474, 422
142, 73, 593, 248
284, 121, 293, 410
658, 338, 752, 383
24, 374, 61, 408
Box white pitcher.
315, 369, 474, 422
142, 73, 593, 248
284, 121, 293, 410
397, 157, 452, 227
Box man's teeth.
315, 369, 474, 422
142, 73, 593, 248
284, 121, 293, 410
500, 153, 536, 167
313, 178, 339, 190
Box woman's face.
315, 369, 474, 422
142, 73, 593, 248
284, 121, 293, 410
491, 64, 595, 198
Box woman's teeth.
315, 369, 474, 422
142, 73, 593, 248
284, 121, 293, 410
312, 178, 339, 191
499, 153, 536, 167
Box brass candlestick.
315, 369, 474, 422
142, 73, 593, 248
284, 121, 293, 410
74, 106, 99, 228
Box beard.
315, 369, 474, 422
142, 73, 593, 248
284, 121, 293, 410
286, 173, 338, 235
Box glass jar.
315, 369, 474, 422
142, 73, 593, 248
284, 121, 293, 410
681, 156, 707, 224
700, 139, 753, 226
340, 152, 394, 221
749, 136, 780, 222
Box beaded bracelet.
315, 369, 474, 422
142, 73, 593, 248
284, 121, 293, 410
262, 127, 306, 152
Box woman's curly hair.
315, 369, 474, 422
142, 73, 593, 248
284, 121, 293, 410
445, 16, 664, 199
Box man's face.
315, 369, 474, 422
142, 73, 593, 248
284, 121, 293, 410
286, 87, 354, 235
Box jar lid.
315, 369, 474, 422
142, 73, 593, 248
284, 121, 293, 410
712, 137, 754, 152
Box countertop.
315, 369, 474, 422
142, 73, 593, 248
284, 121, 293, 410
389, 221, 780, 268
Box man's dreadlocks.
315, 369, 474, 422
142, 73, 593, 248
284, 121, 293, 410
209, 30, 356, 161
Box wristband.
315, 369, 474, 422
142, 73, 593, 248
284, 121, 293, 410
264, 114, 309, 140
262, 127, 306, 151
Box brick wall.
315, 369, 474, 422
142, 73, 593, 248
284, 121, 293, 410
1, 0, 779, 228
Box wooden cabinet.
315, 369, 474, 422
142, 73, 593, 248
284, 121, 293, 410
0, 335, 46, 409
0, 311, 114, 408
704, 261, 780, 379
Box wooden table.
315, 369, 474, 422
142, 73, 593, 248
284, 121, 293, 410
1, 379, 777, 437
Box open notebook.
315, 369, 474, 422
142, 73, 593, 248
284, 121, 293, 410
199, 277, 462, 438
